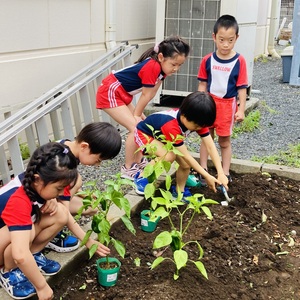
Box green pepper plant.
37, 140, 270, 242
140, 126, 219, 280
75, 173, 136, 267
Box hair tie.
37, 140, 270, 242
63, 148, 69, 154
154, 43, 160, 53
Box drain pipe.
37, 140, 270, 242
105, 0, 117, 50
268, 0, 281, 58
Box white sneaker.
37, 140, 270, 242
120, 163, 140, 181
136, 157, 149, 170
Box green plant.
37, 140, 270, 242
232, 109, 261, 138
251, 143, 300, 168
140, 129, 218, 280
19, 140, 30, 160
76, 174, 136, 266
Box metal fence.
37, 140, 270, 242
0, 42, 138, 184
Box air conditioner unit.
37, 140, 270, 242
153, 0, 258, 104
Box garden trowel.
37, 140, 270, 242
218, 185, 234, 206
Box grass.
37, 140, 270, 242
251, 143, 300, 168
232, 109, 261, 138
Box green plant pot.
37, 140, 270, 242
96, 257, 121, 287
140, 209, 160, 232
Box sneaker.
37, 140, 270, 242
170, 185, 192, 203
136, 157, 148, 170
134, 173, 149, 195
33, 252, 61, 276
226, 174, 233, 183
0, 267, 36, 299
121, 163, 140, 181
45, 230, 79, 253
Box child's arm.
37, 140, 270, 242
201, 135, 228, 188
235, 88, 247, 122
198, 81, 207, 92
10, 230, 53, 299
176, 144, 220, 192
66, 212, 111, 257
133, 84, 162, 119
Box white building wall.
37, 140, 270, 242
0, 0, 156, 108
0, 0, 282, 109
221, 0, 259, 87
255, 0, 271, 56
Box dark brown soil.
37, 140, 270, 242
52, 171, 300, 300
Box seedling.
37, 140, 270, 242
138, 127, 218, 280
76, 173, 136, 266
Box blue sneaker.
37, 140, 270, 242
0, 267, 36, 299
45, 230, 79, 253
170, 185, 192, 203
134, 173, 149, 195
33, 252, 61, 276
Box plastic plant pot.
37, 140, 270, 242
96, 257, 121, 287
140, 209, 160, 232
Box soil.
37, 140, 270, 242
52, 170, 300, 300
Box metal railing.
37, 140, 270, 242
0, 42, 138, 184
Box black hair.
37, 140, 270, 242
76, 122, 122, 160
179, 92, 216, 127
213, 15, 239, 35
23, 142, 78, 222
135, 36, 190, 63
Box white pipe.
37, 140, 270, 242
105, 0, 117, 50
268, 0, 281, 58
275, 17, 286, 40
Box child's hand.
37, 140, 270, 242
205, 174, 221, 192
41, 198, 58, 216
36, 282, 53, 300
134, 115, 142, 124
217, 173, 229, 190
87, 239, 111, 257
235, 109, 245, 123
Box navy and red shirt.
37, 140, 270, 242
198, 52, 248, 99
136, 109, 209, 147
113, 58, 166, 95
0, 174, 45, 231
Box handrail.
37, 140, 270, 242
0, 44, 138, 147
0, 42, 139, 184
0, 42, 129, 133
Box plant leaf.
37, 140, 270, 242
88, 243, 98, 259
201, 206, 214, 220
144, 182, 156, 199
194, 261, 208, 279
151, 256, 165, 269
120, 196, 132, 218
174, 249, 188, 270
111, 238, 126, 258
121, 215, 136, 235
153, 231, 172, 249
81, 229, 92, 246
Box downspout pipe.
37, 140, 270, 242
105, 0, 117, 50
268, 0, 281, 58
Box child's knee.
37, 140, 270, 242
218, 136, 230, 148
56, 203, 69, 225
164, 152, 176, 162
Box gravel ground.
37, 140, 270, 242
79, 46, 300, 184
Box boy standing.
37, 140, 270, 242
133, 91, 228, 202
198, 15, 248, 182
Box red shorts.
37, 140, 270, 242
134, 129, 154, 153
96, 73, 133, 109
211, 95, 237, 137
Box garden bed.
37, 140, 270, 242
52, 170, 300, 300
